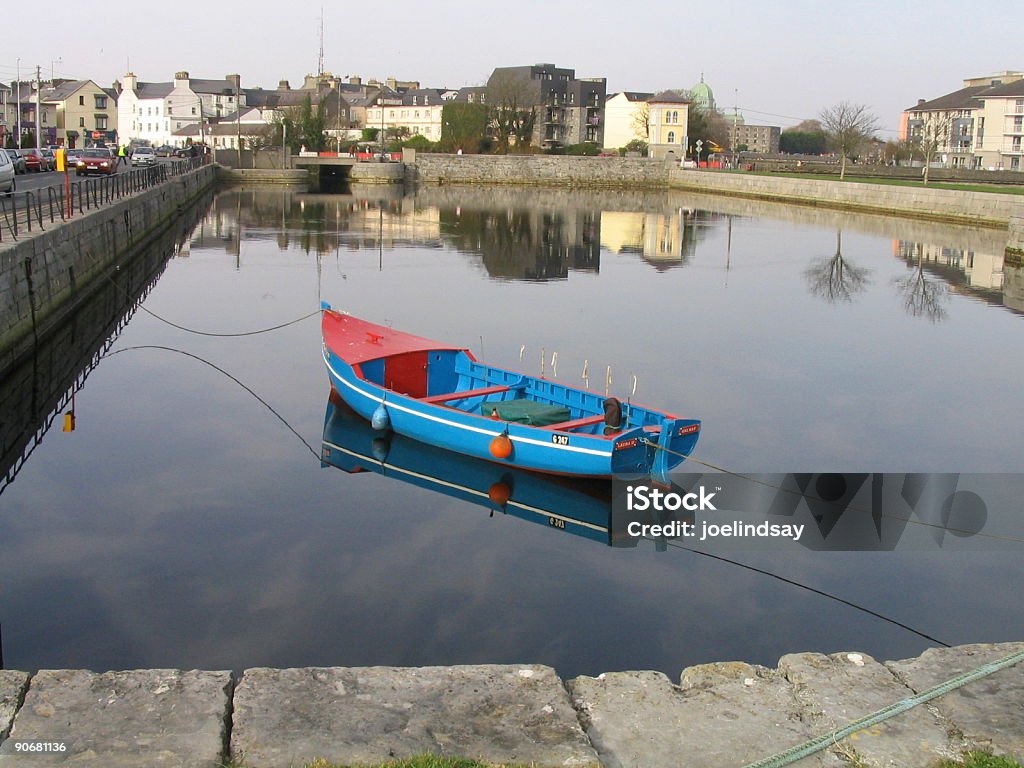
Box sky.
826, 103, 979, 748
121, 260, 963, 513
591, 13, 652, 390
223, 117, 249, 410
3, 0, 1020, 140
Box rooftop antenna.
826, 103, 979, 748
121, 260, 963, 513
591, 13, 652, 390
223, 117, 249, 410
317, 8, 325, 77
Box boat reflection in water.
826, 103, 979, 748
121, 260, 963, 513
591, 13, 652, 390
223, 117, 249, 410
321, 390, 632, 548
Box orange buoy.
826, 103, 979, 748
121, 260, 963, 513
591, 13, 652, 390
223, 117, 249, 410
489, 434, 513, 459
488, 481, 512, 507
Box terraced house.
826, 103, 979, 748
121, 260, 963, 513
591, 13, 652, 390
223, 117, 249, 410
41, 80, 116, 148
902, 70, 1024, 171
117, 71, 247, 147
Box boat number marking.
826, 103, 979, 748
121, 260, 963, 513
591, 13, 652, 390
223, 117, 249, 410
548, 517, 566, 529
551, 434, 570, 446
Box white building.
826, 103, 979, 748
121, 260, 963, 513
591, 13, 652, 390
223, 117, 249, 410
603, 92, 653, 150
117, 71, 246, 147
366, 89, 451, 142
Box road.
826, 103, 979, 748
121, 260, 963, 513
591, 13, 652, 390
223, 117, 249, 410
11, 161, 138, 194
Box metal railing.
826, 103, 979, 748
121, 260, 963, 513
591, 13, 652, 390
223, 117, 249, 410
0, 157, 205, 243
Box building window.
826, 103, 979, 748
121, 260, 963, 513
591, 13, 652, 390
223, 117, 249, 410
97, 116, 108, 130
95, 96, 107, 109
668, 131, 676, 144
79, 117, 85, 127
168, 106, 173, 114
79, 95, 85, 106
192, 107, 197, 115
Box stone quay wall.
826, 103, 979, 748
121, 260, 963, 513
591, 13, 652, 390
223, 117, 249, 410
408, 155, 1024, 227
0, 642, 1020, 767
1008, 215, 1024, 264
0, 165, 217, 378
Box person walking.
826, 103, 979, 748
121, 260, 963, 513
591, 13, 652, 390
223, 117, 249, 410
117, 145, 128, 168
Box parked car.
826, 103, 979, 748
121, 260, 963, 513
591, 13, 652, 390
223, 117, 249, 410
155, 145, 174, 157
0, 147, 15, 195
40, 148, 57, 170
75, 148, 116, 176
6, 149, 27, 174
131, 146, 157, 167
19, 148, 46, 172
174, 145, 198, 158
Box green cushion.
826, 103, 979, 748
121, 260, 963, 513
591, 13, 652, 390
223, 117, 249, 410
481, 399, 571, 426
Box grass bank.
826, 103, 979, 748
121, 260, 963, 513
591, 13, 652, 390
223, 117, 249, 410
744, 170, 1024, 196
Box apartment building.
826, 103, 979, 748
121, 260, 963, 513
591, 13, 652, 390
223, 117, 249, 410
902, 71, 1024, 170
487, 63, 606, 148
603, 92, 653, 150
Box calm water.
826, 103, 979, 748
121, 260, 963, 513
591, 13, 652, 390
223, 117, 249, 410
1, 183, 1021, 677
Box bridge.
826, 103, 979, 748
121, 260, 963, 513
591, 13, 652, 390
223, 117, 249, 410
290, 154, 405, 183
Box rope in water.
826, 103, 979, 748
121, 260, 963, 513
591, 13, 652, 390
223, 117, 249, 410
135, 306, 321, 337
640, 438, 1024, 545
91, 250, 322, 337
102, 345, 321, 460
741, 646, 1024, 768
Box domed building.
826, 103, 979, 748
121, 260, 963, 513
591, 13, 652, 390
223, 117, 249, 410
690, 74, 716, 113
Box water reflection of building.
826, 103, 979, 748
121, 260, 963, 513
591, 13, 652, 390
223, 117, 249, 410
186, 189, 443, 257
439, 208, 600, 281
895, 240, 1021, 315
600, 209, 702, 269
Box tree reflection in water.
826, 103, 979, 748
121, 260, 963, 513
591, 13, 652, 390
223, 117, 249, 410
804, 230, 871, 303
894, 242, 949, 322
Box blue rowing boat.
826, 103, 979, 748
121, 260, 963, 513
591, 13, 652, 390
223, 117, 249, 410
320, 303, 701, 480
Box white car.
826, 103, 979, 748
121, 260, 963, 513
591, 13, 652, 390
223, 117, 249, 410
0, 147, 15, 195
131, 147, 157, 167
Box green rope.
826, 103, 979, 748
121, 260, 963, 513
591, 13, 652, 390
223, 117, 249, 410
742, 647, 1024, 768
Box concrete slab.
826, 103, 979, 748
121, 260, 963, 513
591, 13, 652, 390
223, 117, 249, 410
230, 664, 598, 768
0, 669, 232, 767
779, 651, 956, 767
0, 671, 29, 742
887, 642, 1024, 760
568, 664, 842, 768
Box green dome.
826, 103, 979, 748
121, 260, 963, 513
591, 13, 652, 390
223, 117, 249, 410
690, 77, 715, 111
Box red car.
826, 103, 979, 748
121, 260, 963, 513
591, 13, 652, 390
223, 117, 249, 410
19, 148, 46, 172
75, 148, 116, 176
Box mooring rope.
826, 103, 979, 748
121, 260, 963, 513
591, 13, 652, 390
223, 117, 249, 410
741, 646, 1024, 768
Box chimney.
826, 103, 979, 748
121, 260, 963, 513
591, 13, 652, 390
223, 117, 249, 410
386, 77, 397, 91
122, 72, 137, 92
226, 74, 241, 93
278, 80, 291, 90
349, 75, 361, 86
918, 99, 925, 105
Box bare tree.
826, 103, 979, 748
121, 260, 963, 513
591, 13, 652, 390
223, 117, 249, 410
486, 72, 538, 153
630, 102, 650, 142
805, 230, 871, 302
910, 112, 954, 185
819, 102, 879, 180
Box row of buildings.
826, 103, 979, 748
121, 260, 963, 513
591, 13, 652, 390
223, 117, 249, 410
901, 70, 1024, 171
0, 63, 782, 158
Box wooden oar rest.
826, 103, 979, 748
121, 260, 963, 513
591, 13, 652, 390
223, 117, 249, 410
544, 414, 607, 431
421, 384, 512, 404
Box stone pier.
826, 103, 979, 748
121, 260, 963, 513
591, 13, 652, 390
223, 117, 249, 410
0, 642, 1020, 767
